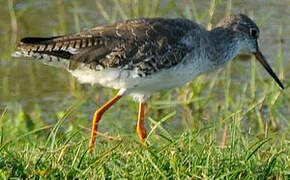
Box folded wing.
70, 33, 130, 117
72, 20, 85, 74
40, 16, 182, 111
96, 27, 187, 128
14, 18, 200, 76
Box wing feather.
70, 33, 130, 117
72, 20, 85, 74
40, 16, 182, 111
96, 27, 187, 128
15, 18, 201, 74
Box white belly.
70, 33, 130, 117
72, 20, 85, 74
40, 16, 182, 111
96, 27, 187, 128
69, 55, 216, 97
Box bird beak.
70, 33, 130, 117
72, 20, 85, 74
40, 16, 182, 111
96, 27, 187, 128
254, 50, 284, 89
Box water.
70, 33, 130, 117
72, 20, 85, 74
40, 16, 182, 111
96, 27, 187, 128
0, 0, 289, 120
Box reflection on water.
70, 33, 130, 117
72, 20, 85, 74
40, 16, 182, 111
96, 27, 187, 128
0, 0, 289, 125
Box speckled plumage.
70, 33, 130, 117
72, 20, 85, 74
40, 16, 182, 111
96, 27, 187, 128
13, 14, 283, 100
15, 18, 201, 76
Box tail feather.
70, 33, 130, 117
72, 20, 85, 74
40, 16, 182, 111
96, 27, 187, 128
12, 35, 91, 69
20, 36, 62, 44
13, 29, 120, 71
16, 35, 80, 58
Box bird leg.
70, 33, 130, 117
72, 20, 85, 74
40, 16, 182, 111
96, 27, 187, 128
89, 94, 122, 153
137, 101, 147, 144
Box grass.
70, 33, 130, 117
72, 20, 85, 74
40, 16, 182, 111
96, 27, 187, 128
0, 0, 289, 179
0, 110, 289, 179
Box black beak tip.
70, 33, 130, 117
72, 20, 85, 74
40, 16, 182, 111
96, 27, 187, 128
279, 83, 285, 90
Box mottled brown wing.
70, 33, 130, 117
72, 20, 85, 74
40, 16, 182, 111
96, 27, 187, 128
17, 18, 198, 74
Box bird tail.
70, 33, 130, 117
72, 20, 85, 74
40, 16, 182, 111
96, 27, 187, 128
12, 36, 81, 69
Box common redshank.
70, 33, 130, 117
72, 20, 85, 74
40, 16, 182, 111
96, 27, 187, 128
13, 14, 284, 153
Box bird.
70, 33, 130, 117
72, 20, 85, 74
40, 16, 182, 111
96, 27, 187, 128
13, 14, 284, 153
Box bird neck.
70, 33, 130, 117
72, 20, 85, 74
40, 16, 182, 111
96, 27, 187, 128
208, 27, 240, 66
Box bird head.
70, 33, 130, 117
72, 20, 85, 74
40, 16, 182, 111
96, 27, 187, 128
217, 14, 284, 89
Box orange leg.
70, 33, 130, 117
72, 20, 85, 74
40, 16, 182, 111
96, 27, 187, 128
136, 101, 147, 144
88, 94, 122, 153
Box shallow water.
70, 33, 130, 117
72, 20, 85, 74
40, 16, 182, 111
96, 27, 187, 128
0, 0, 289, 125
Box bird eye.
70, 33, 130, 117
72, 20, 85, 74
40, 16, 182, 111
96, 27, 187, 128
250, 28, 259, 38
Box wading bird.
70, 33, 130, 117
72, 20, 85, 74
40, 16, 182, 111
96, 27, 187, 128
13, 14, 284, 153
